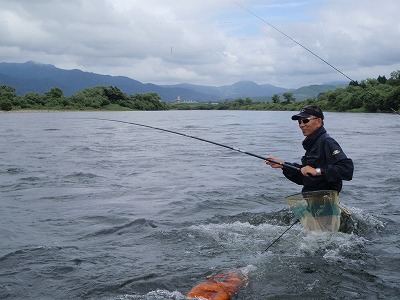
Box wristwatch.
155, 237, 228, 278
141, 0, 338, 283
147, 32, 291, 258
315, 168, 322, 176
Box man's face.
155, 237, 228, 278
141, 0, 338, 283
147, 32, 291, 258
298, 116, 322, 137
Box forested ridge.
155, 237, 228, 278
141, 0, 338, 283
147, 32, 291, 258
0, 86, 167, 111
1, 70, 399, 113
173, 70, 400, 113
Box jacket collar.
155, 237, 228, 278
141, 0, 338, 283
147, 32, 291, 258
302, 126, 326, 150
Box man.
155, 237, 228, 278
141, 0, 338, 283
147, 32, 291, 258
266, 105, 354, 193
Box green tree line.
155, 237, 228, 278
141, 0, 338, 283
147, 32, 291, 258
1, 70, 399, 112
0, 85, 167, 111
171, 70, 400, 113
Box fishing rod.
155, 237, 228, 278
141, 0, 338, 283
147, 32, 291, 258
92, 118, 300, 171
233, 1, 356, 83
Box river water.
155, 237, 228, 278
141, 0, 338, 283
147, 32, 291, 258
0, 110, 399, 300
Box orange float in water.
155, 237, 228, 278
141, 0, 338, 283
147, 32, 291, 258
186, 271, 247, 300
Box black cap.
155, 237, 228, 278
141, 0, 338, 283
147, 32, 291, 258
291, 107, 324, 120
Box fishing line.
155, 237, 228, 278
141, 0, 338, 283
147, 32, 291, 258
233, 1, 355, 83
263, 219, 299, 252
390, 108, 400, 115
91, 118, 300, 171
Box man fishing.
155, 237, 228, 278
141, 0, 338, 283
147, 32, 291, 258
265, 106, 355, 232
266, 105, 354, 193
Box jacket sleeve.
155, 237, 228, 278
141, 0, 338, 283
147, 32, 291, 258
322, 138, 354, 183
282, 162, 303, 185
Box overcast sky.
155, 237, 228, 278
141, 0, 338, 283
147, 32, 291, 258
1, 0, 399, 88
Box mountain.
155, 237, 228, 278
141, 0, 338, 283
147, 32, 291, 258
162, 81, 289, 99
323, 80, 349, 86
0, 61, 214, 101
0, 61, 342, 102
288, 84, 339, 101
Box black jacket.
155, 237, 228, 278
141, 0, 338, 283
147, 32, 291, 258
282, 127, 354, 193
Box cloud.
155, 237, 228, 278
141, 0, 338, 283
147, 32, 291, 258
1, 0, 399, 88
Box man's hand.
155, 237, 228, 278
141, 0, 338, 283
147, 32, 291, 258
265, 156, 284, 169
301, 166, 320, 176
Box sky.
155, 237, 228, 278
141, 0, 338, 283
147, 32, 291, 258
1, 0, 399, 88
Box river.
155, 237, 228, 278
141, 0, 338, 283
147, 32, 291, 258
0, 110, 399, 299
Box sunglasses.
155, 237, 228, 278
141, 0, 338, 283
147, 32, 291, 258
298, 117, 318, 124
